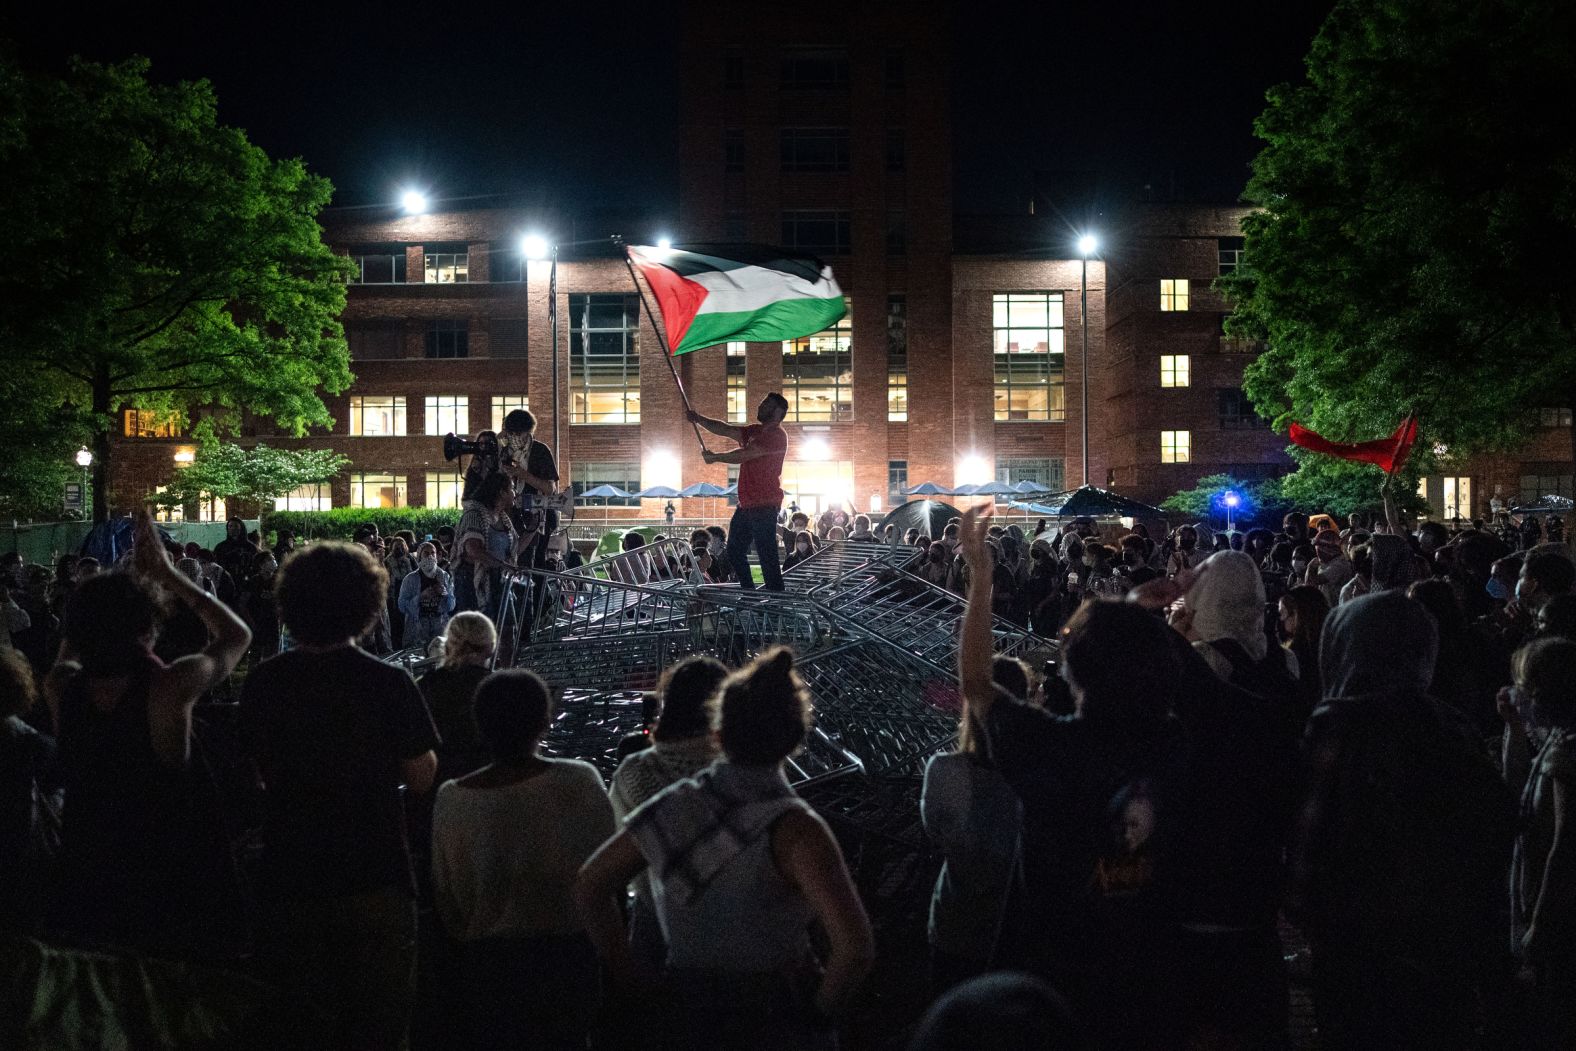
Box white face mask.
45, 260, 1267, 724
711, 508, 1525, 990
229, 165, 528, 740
419, 557, 438, 576
796, 543, 810, 553
1292, 559, 1309, 574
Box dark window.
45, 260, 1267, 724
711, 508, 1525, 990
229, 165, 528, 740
425, 319, 469, 359
491, 317, 528, 359
885, 129, 906, 173
1537, 407, 1574, 427
781, 47, 849, 89
347, 321, 403, 361
724, 212, 748, 242
1521, 469, 1574, 504
489, 243, 524, 282
724, 50, 744, 89
886, 207, 907, 255
885, 47, 905, 90
781, 210, 851, 254
1217, 388, 1268, 429
724, 129, 745, 173
349, 246, 407, 284
780, 128, 850, 172
889, 460, 908, 500
1218, 236, 1246, 275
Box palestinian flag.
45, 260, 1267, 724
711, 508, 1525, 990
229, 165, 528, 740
626, 244, 846, 355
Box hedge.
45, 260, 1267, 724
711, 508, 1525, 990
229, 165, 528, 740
260, 507, 464, 543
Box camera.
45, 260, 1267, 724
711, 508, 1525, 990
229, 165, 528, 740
443, 432, 498, 462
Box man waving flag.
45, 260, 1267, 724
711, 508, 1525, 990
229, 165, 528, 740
626, 243, 846, 355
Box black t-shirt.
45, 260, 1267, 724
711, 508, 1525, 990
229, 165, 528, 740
239, 646, 440, 901
513, 439, 560, 499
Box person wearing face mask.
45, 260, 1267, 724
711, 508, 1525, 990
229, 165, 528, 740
398, 542, 454, 651
783, 530, 816, 572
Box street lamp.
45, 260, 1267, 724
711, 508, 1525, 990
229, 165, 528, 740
1077, 233, 1098, 487
1223, 489, 1241, 533
401, 190, 428, 215
74, 447, 92, 519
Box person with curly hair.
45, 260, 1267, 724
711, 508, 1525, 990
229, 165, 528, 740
239, 540, 440, 1051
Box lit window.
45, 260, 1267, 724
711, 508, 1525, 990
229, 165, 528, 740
348, 396, 407, 437
726, 343, 749, 423
996, 457, 1065, 493
425, 320, 468, 359
570, 294, 641, 424
350, 472, 406, 509
1161, 430, 1191, 464
1160, 279, 1190, 311
992, 292, 1065, 422
572, 462, 641, 507
274, 483, 331, 512
424, 247, 469, 283
1442, 476, 1472, 522
1159, 355, 1190, 388
491, 396, 530, 432
783, 304, 852, 422
153, 486, 182, 522
888, 295, 907, 422
424, 395, 469, 436
123, 409, 181, 438
425, 471, 464, 509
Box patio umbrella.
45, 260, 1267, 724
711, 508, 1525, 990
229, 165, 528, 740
878, 499, 960, 540
951, 483, 981, 496
580, 484, 632, 501
677, 481, 730, 498
971, 481, 1020, 497
720, 484, 737, 496
1039, 485, 1167, 520
905, 481, 951, 496
633, 485, 682, 499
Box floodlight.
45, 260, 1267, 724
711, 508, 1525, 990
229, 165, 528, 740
522, 234, 551, 260
1077, 233, 1098, 256
401, 190, 428, 215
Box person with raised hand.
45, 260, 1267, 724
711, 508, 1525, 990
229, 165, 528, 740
46, 508, 252, 958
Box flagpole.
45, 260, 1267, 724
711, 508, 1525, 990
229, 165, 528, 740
617, 243, 709, 452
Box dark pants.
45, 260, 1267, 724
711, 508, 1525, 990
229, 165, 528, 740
727, 505, 784, 592
1311, 943, 1488, 1051
261, 886, 418, 1051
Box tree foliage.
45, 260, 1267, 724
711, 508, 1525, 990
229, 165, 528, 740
153, 443, 348, 511
1223, 0, 1576, 482
1160, 474, 1290, 527
0, 56, 353, 520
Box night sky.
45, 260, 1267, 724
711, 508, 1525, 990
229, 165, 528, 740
3, 1, 1331, 218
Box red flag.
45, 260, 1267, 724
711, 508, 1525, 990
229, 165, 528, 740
1288, 415, 1419, 475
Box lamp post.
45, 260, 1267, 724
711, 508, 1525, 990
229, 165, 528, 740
1077, 234, 1097, 487
1224, 490, 1240, 533
74, 447, 92, 519
523, 235, 616, 465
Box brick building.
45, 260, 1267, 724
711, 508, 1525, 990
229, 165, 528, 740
105, 6, 1571, 526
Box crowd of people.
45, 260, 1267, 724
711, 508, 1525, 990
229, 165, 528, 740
2, 484, 1575, 1049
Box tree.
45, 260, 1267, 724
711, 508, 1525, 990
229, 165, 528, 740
0, 57, 353, 521
1161, 473, 1289, 527
152, 443, 349, 515
1223, 0, 1576, 497
1270, 453, 1430, 521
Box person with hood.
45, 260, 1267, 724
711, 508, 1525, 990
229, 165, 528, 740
1289, 590, 1517, 1050
1181, 551, 1302, 730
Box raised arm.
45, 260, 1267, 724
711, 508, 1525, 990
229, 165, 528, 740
703, 443, 774, 466
133, 510, 251, 761
958, 507, 996, 719
685, 407, 743, 443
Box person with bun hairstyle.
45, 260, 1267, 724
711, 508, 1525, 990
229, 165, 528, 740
576, 646, 874, 1049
